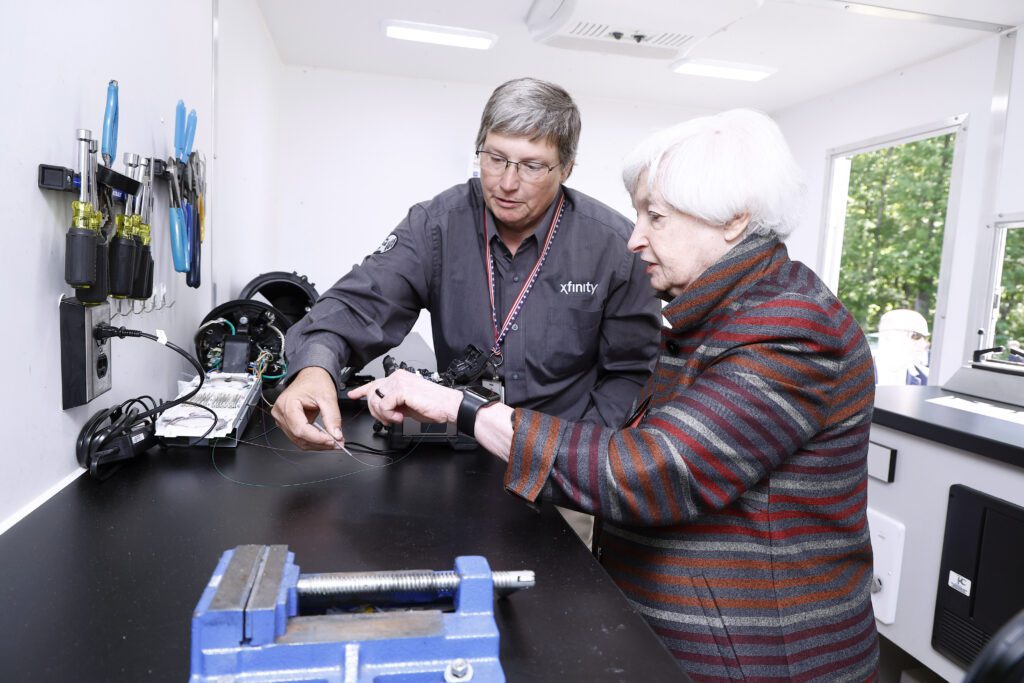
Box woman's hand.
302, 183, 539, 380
349, 369, 515, 462
347, 369, 463, 427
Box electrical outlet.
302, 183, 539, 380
60, 298, 112, 409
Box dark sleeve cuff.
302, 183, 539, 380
283, 339, 349, 393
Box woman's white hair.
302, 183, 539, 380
622, 109, 805, 239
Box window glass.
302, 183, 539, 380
833, 133, 956, 385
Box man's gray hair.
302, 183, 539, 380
475, 78, 581, 167
622, 109, 805, 239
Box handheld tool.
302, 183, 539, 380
130, 158, 155, 300
168, 100, 198, 273
190, 546, 533, 682
74, 138, 111, 305
172, 101, 198, 166
186, 153, 202, 287
108, 152, 139, 297
101, 80, 118, 167
167, 161, 189, 272
65, 130, 99, 289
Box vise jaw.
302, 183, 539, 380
190, 545, 522, 682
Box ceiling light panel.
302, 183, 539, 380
670, 58, 777, 81
382, 20, 498, 50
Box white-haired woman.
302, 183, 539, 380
353, 109, 880, 682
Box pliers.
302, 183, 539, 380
169, 100, 197, 273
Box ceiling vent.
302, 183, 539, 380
526, 0, 764, 59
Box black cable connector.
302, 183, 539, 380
94, 323, 143, 340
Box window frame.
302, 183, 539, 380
985, 214, 1024, 348
817, 115, 970, 382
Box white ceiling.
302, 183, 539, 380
255, 0, 1024, 112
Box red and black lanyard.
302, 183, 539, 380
483, 193, 566, 358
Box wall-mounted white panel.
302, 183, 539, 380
867, 507, 906, 624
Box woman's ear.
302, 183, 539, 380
724, 212, 750, 242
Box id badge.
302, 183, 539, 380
482, 377, 504, 403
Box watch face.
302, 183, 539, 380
466, 385, 500, 403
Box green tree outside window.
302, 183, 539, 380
837, 134, 955, 337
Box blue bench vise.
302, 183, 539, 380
190, 545, 534, 682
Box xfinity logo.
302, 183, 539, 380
559, 281, 599, 295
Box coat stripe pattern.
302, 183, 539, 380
505, 233, 879, 682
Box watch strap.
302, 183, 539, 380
457, 388, 498, 438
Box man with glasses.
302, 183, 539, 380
274, 79, 660, 541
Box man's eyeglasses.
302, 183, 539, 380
476, 150, 561, 182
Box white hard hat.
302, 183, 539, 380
879, 309, 929, 337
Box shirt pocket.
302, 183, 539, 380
535, 305, 603, 376
547, 303, 603, 330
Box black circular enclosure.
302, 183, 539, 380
194, 272, 319, 386
237, 271, 319, 327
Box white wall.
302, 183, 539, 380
996, 31, 1024, 217
774, 35, 1003, 385
212, 0, 282, 303
220, 65, 708, 341
0, 0, 215, 530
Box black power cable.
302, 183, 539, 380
76, 325, 210, 479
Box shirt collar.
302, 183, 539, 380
484, 187, 565, 249
663, 232, 789, 332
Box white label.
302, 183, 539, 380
130, 432, 145, 445
948, 570, 972, 596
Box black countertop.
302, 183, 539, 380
0, 403, 684, 682
872, 385, 1024, 468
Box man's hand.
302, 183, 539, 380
348, 369, 462, 427
271, 367, 344, 450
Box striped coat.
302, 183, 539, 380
506, 233, 879, 681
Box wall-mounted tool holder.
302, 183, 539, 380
39, 81, 199, 308
39, 135, 162, 306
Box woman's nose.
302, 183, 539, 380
627, 224, 647, 253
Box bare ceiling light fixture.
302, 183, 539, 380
381, 20, 498, 50
670, 57, 777, 82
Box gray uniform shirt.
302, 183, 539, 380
285, 178, 660, 427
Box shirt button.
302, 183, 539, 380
512, 373, 520, 380
511, 323, 519, 331
666, 340, 680, 355
513, 275, 521, 282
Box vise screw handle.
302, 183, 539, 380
296, 569, 535, 598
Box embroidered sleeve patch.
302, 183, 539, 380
373, 233, 398, 254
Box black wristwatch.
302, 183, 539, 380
457, 385, 500, 438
